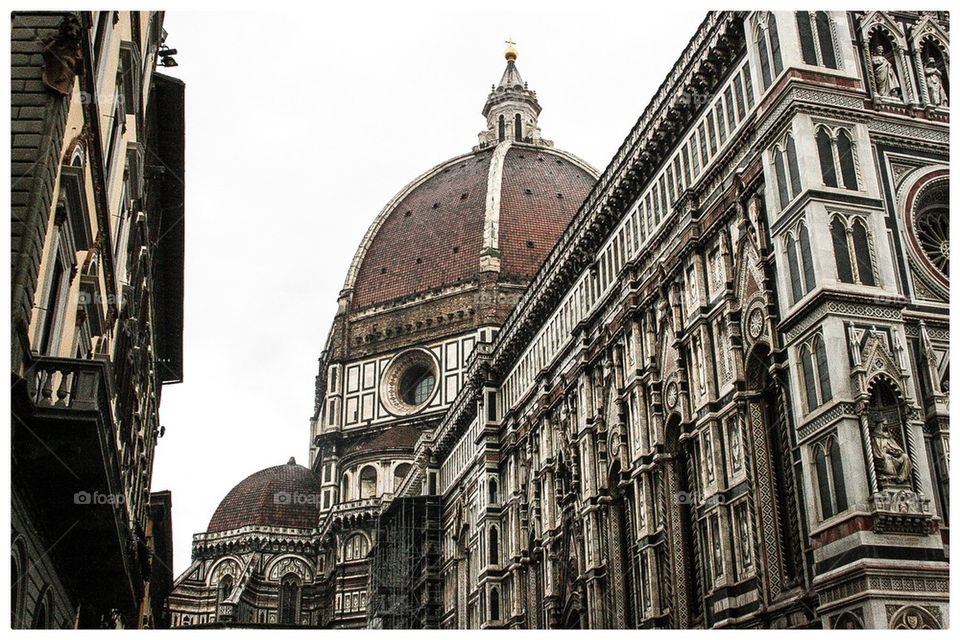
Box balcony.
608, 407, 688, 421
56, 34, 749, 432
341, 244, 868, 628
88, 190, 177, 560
11, 355, 143, 624
319, 498, 381, 541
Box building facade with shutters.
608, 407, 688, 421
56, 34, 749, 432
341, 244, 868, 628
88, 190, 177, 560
10, 11, 184, 629
169, 10, 949, 629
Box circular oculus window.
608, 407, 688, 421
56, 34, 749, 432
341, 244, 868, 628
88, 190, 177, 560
380, 349, 439, 416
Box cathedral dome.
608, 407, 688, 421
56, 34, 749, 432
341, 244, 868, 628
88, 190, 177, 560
206, 458, 322, 533
343, 49, 598, 311
346, 145, 596, 309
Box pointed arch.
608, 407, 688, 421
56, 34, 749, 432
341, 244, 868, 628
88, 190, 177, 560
836, 129, 858, 190
279, 573, 301, 625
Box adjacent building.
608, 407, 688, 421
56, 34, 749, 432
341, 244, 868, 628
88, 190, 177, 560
10, 11, 184, 629
170, 10, 949, 629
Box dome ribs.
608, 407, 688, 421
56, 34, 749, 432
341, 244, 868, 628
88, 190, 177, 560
350, 145, 596, 311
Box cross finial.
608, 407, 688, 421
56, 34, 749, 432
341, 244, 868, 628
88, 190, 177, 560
504, 38, 518, 62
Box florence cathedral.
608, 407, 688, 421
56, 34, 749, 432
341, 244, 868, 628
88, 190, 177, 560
166, 11, 950, 630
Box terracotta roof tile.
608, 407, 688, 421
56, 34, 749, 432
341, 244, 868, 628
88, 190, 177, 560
206, 461, 322, 533
351, 145, 596, 309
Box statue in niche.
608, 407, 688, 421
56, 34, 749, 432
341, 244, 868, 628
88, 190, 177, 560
871, 44, 902, 98
924, 57, 948, 107
871, 418, 912, 486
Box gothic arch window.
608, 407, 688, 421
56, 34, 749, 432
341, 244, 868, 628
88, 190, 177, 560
69, 143, 86, 167
797, 12, 838, 69
217, 574, 233, 620
279, 573, 301, 626
812, 435, 848, 519
816, 125, 859, 190
798, 333, 832, 412
488, 477, 499, 504
755, 12, 784, 90
514, 113, 522, 141
830, 215, 876, 286
393, 463, 411, 492
359, 465, 377, 499
490, 587, 500, 620
343, 533, 369, 561
489, 526, 499, 565
784, 221, 816, 304
771, 132, 801, 209
498, 115, 505, 142
341, 474, 350, 500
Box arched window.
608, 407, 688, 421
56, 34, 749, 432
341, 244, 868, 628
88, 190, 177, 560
800, 345, 818, 411
488, 526, 499, 565
830, 215, 876, 286
817, 125, 859, 190
490, 587, 501, 621
514, 113, 522, 141
393, 463, 411, 492
786, 231, 803, 303
359, 465, 377, 499
344, 533, 369, 561
488, 478, 499, 504
829, 438, 847, 511
774, 147, 790, 208
851, 219, 875, 285
217, 574, 233, 619
799, 224, 816, 293
797, 12, 837, 68
341, 474, 350, 501
815, 336, 832, 403
799, 334, 832, 412
816, 127, 837, 188
279, 574, 301, 626
831, 217, 854, 283
836, 130, 858, 190
756, 13, 784, 90
498, 115, 505, 142
813, 437, 848, 519
772, 133, 801, 209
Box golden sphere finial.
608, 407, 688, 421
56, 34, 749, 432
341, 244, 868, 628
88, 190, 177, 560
504, 38, 518, 62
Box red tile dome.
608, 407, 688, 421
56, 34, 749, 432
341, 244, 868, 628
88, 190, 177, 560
206, 459, 322, 533
346, 144, 597, 309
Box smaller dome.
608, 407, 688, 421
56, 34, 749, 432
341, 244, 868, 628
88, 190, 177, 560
207, 459, 322, 533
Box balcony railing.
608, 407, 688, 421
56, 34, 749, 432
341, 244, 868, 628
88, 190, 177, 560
26, 355, 114, 414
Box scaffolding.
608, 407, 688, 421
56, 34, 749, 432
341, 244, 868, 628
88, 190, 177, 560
367, 496, 442, 629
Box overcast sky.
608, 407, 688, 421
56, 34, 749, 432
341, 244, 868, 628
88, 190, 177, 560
152, 4, 706, 574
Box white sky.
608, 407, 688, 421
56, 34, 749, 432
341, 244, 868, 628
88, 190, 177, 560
152, 4, 707, 574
